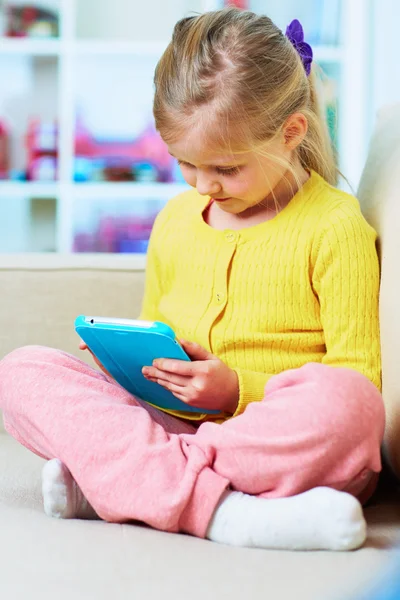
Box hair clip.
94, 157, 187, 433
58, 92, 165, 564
285, 19, 313, 76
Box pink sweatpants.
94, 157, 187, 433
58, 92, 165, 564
0, 345, 385, 539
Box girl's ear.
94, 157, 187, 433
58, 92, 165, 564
283, 113, 308, 150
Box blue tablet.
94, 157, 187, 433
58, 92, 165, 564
74, 315, 219, 414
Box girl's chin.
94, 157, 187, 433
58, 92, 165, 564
217, 200, 250, 214
216, 203, 239, 213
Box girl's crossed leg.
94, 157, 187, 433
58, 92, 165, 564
0, 345, 385, 550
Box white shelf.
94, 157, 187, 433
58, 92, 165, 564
72, 182, 189, 199
73, 40, 169, 57
0, 38, 61, 55
0, 182, 59, 198
0, 181, 189, 200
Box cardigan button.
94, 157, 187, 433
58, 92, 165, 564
225, 232, 237, 243
216, 292, 225, 303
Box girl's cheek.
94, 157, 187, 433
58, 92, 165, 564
230, 181, 247, 195
179, 167, 196, 187
186, 175, 196, 187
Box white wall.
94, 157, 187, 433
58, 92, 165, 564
371, 0, 400, 123
76, 0, 204, 40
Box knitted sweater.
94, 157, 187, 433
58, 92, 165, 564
139, 170, 381, 421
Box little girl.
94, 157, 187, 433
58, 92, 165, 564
0, 8, 384, 551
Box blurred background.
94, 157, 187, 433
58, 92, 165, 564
0, 0, 396, 256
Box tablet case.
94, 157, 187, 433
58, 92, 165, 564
75, 315, 219, 414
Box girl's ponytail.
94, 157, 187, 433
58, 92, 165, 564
298, 67, 338, 185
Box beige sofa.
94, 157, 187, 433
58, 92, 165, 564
2, 107, 400, 599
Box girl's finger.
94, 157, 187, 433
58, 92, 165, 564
142, 367, 189, 387
145, 377, 205, 409
151, 358, 198, 376
143, 367, 188, 387
147, 376, 188, 396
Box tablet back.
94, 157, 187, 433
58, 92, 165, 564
75, 316, 218, 414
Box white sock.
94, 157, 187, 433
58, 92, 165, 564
206, 487, 367, 551
42, 459, 98, 520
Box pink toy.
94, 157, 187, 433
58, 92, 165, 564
74, 116, 174, 182
25, 119, 58, 181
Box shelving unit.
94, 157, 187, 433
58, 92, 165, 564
0, 37, 61, 53
0, 0, 372, 257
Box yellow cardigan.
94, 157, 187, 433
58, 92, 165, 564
139, 170, 381, 421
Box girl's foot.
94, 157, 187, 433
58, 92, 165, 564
42, 459, 97, 520
206, 486, 367, 551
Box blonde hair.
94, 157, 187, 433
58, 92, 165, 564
153, 7, 337, 185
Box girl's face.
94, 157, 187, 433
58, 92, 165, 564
168, 134, 293, 215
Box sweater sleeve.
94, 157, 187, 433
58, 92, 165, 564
231, 368, 274, 417
312, 203, 381, 390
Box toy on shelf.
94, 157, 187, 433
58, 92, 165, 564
25, 118, 58, 181
74, 116, 178, 183
0, 119, 10, 180
224, 1, 249, 8
5, 3, 59, 38
73, 199, 166, 254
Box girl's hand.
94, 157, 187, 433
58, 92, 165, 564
79, 340, 112, 378
142, 340, 239, 414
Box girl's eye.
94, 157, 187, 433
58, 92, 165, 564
216, 166, 240, 176
177, 160, 240, 176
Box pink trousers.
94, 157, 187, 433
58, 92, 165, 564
0, 345, 385, 538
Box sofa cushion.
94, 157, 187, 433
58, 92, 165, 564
0, 432, 399, 600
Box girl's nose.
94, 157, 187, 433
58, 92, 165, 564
195, 172, 222, 197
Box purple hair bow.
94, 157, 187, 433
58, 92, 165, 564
285, 19, 313, 76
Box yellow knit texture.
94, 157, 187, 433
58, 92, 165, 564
139, 170, 381, 421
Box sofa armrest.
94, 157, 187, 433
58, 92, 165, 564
358, 104, 400, 480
